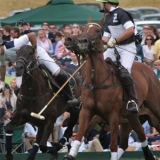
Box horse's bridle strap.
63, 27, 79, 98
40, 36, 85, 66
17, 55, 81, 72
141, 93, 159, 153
82, 82, 121, 90
18, 92, 51, 101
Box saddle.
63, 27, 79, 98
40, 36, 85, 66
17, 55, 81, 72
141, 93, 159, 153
38, 64, 76, 94
104, 57, 128, 101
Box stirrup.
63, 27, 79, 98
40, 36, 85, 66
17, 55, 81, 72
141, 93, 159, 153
126, 100, 139, 113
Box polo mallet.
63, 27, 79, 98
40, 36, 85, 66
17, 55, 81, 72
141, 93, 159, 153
31, 60, 86, 120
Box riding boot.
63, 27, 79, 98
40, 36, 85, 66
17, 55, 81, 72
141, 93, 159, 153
119, 67, 139, 113
55, 69, 79, 107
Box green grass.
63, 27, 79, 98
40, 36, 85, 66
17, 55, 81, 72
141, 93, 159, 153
5, 75, 15, 84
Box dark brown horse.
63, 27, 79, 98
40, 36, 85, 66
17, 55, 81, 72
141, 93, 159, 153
4, 45, 82, 160
64, 23, 160, 160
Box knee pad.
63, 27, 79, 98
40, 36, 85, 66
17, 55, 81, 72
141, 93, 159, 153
119, 68, 133, 84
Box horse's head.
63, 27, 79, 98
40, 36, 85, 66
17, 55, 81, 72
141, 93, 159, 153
78, 23, 104, 54
65, 35, 81, 54
15, 45, 36, 76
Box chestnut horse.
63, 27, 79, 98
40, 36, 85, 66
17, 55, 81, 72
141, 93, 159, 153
4, 45, 82, 160
64, 23, 160, 160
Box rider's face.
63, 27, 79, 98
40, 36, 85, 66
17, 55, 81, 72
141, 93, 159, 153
103, 2, 110, 12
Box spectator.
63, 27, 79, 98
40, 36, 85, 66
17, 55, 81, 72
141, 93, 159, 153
18, 20, 32, 35
66, 52, 79, 71
142, 35, 155, 68
142, 121, 151, 135
135, 42, 144, 62
71, 23, 81, 36
49, 24, 58, 35
37, 29, 54, 57
0, 27, 3, 37
6, 61, 16, 76
56, 32, 72, 67
0, 25, 12, 81
1, 83, 17, 112
27, 22, 32, 30
41, 22, 55, 43
24, 123, 37, 153
149, 25, 160, 43
53, 32, 63, 55
10, 27, 20, 39
24, 122, 52, 153
146, 127, 160, 145
62, 24, 72, 35
9, 77, 17, 91
141, 25, 151, 45
2, 25, 11, 41
2, 110, 13, 126
153, 39, 160, 79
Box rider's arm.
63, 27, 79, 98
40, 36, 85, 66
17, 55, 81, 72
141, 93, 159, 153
115, 26, 134, 43
27, 32, 37, 49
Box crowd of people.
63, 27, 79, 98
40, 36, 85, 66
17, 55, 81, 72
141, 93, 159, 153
0, 0, 160, 154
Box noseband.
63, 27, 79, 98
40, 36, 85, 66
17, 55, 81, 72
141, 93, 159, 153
16, 55, 37, 74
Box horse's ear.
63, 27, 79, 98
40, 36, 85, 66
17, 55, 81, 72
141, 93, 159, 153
87, 17, 92, 23
97, 16, 105, 27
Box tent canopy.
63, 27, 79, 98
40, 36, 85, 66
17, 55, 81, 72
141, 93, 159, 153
1, 0, 103, 26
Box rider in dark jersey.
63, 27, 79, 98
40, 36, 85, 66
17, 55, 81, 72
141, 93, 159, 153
97, 0, 139, 113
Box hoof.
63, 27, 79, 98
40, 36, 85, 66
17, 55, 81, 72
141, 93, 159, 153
154, 156, 160, 160
63, 154, 75, 160
5, 154, 13, 160
53, 142, 63, 151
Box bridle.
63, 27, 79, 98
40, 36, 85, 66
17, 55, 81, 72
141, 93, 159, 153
81, 23, 120, 90
79, 23, 104, 53
16, 54, 51, 101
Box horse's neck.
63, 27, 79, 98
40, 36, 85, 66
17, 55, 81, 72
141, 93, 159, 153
85, 54, 108, 84
21, 69, 45, 95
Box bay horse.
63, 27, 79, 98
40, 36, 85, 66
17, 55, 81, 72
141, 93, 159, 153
4, 45, 82, 160
64, 23, 160, 160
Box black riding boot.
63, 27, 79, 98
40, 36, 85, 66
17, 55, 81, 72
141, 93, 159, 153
55, 69, 79, 107
119, 67, 139, 113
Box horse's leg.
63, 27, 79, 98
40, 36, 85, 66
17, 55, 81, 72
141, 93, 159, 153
64, 107, 93, 160
26, 127, 43, 160
5, 112, 27, 160
148, 114, 160, 133
108, 111, 119, 160
118, 123, 132, 159
127, 113, 155, 160
39, 120, 59, 156
60, 108, 79, 146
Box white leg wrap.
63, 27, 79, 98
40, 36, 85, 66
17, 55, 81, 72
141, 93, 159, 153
69, 140, 81, 158
37, 46, 60, 76
118, 148, 124, 159
110, 152, 118, 160
16, 76, 22, 88
141, 139, 148, 148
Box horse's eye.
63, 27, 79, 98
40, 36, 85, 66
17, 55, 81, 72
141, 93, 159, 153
96, 29, 100, 33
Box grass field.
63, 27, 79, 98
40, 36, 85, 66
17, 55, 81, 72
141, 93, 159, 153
0, 151, 160, 160
5, 76, 15, 84
0, 0, 159, 17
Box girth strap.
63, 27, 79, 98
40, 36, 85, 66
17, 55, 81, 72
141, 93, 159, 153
82, 82, 121, 90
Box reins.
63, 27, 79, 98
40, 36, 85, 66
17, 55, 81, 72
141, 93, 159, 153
17, 56, 53, 101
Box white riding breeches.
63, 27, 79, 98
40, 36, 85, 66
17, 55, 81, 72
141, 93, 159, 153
103, 42, 136, 73
37, 46, 60, 76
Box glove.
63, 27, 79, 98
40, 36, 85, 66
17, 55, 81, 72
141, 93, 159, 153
102, 41, 108, 51
107, 39, 117, 48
